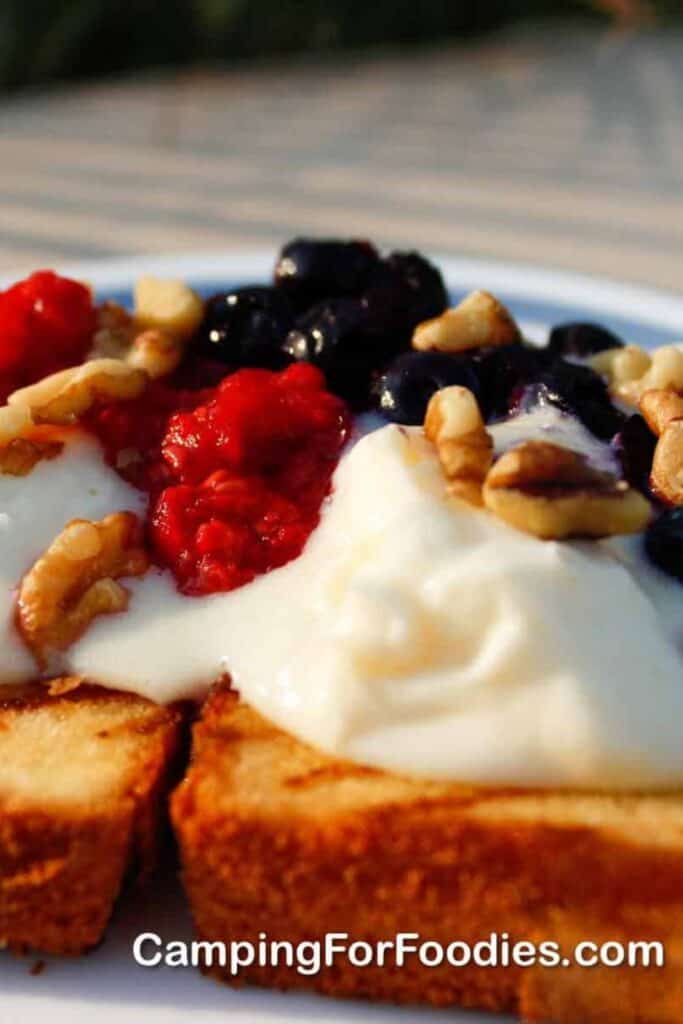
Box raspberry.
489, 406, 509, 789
151, 365, 349, 594
85, 363, 350, 597
0, 270, 95, 401
0, 300, 30, 374
84, 381, 207, 493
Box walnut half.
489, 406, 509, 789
413, 290, 520, 353
640, 389, 683, 506
640, 388, 683, 436
16, 512, 149, 668
482, 441, 651, 540
592, 344, 683, 406
0, 403, 33, 447
8, 358, 147, 425
134, 276, 204, 341
424, 386, 493, 506
650, 422, 683, 506
91, 297, 187, 378
0, 437, 63, 476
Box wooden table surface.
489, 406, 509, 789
1, 24, 682, 291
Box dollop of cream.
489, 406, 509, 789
490, 405, 619, 473
2, 424, 682, 789
60, 424, 683, 789
0, 433, 146, 684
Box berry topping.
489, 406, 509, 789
644, 508, 683, 582
612, 414, 657, 493
0, 271, 95, 402
84, 380, 207, 493
150, 363, 349, 595
364, 251, 448, 335
283, 297, 401, 407
372, 351, 480, 425
472, 341, 550, 421
278, 244, 448, 408
195, 286, 294, 370
514, 359, 625, 440
274, 238, 379, 311
547, 322, 624, 359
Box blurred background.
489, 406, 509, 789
1, 0, 682, 287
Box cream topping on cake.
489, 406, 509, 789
0, 432, 146, 684
0, 418, 681, 789
0, 423, 668, 790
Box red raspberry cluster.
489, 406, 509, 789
0, 271, 95, 402
152, 363, 349, 594
87, 362, 350, 596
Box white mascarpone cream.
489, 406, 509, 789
1, 421, 682, 789
490, 406, 619, 474
0, 432, 146, 683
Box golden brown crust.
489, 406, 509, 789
520, 910, 683, 1024
0, 683, 183, 954
173, 690, 683, 1022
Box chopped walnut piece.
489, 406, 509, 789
594, 344, 683, 406
424, 386, 493, 506
0, 437, 63, 476
134, 276, 204, 341
0, 360, 146, 471
8, 359, 147, 425
97, 299, 134, 331
126, 328, 183, 379
47, 675, 85, 697
590, 344, 651, 399
639, 388, 683, 436
90, 300, 136, 359
641, 346, 683, 395
91, 297, 187, 378
17, 512, 149, 668
413, 290, 520, 353
637, 389, 683, 506
0, 402, 33, 446
650, 420, 683, 507
482, 441, 651, 540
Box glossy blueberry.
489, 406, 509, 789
363, 251, 448, 340
282, 298, 392, 406
644, 508, 683, 582
471, 342, 551, 421
547, 322, 624, 359
284, 298, 367, 364
515, 359, 625, 440
612, 414, 657, 493
372, 351, 480, 425
196, 286, 294, 369
274, 238, 379, 311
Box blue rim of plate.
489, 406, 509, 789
2, 249, 682, 349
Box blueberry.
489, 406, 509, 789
644, 509, 683, 582
612, 414, 657, 493
282, 298, 390, 406
372, 351, 480, 425
471, 342, 551, 421
362, 250, 448, 339
547, 322, 624, 359
196, 286, 294, 369
515, 359, 625, 440
274, 238, 379, 311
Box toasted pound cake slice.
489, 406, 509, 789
0, 683, 183, 954
173, 689, 683, 1024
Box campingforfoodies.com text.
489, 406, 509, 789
133, 931, 665, 975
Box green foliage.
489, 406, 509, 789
0, 0, 679, 92
1, 0, 197, 89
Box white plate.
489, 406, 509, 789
3, 250, 683, 1024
